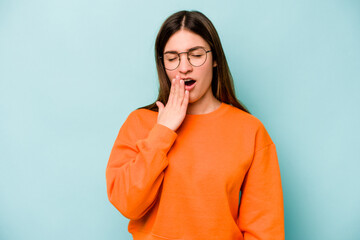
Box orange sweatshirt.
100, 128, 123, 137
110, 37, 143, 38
106, 102, 284, 240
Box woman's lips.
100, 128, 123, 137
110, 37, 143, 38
184, 81, 196, 91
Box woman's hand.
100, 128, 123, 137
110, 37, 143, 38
155, 75, 189, 131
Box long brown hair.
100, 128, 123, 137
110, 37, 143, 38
138, 10, 250, 114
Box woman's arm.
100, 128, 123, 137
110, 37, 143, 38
105, 111, 177, 220
237, 126, 285, 240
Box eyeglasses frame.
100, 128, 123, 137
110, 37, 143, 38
159, 46, 212, 71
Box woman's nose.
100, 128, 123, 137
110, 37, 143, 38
178, 54, 193, 73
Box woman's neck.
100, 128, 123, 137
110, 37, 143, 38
186, 94, 222, 115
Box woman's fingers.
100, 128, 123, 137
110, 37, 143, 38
179, 79, 185, 105
166, 74, 187, 109
173, 76, 180, 106
167, 78, 175, 106
157, 75, 189, 132
181, 90, 189, 114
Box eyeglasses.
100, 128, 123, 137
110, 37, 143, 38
160, 46, 212, 71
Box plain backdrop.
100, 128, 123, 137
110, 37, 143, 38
0, 0, 359, 239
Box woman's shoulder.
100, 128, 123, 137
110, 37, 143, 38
224, 103, 274, 148
224, 103, 265, 128
116, 107, 158, 140
127, 107, 156, 118
122, 107, 158, 128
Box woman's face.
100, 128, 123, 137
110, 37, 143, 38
163, 29, 217, 104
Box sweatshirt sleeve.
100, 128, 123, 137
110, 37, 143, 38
105, 110, 177, 220
237, 124, 285, 240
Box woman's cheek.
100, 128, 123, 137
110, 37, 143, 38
166, 72, 175, 81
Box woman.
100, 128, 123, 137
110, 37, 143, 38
106, 10, 284, 240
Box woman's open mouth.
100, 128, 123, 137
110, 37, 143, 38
184, 79, 196, 91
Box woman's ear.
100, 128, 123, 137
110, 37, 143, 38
213, 60, 217, 67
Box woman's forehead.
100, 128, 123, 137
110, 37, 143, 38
164, 29, 210, 52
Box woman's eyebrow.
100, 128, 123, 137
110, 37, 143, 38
164, 46, 204, 54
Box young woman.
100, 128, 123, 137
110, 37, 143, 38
106, 10, 284, 240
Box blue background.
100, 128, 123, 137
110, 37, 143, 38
1, 0, 359, 239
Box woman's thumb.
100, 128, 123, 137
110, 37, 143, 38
156, 101, 164, 112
